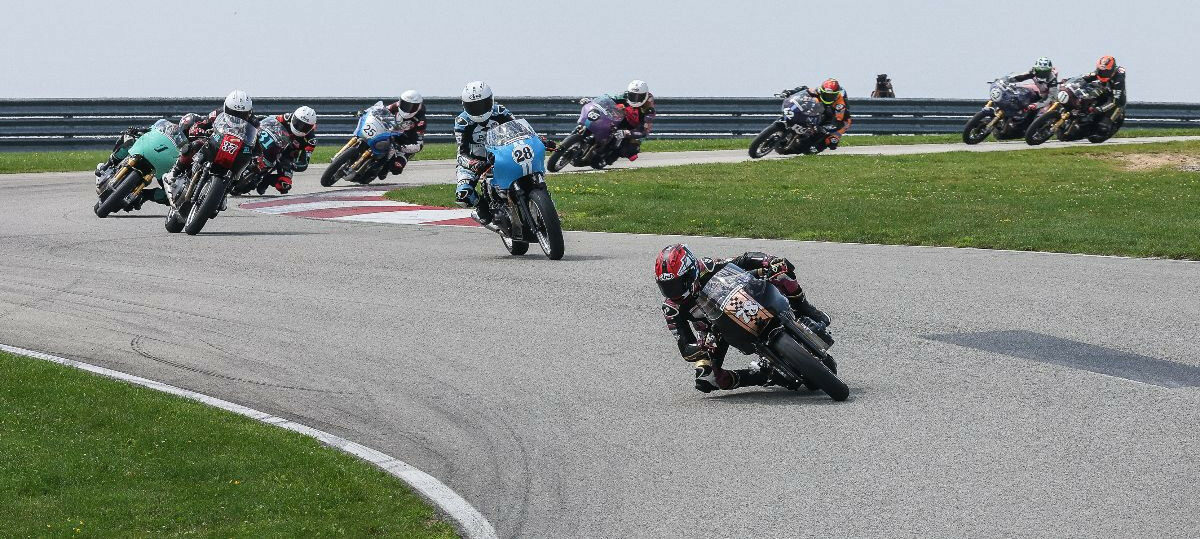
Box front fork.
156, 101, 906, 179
982, 101, 1006, 130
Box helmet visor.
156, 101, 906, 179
399, 100, 421, 115
464, 96, 493, 118
627, 92, 647, 106
819, 90, 837, 104
656, 275, 690, 300
290, 116, 314, 135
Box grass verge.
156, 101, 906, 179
3, 128, 1194, 174
0, 350, 456, 538
387, 140, 1200, 260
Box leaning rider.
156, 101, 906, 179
654, 244, 834, 393
163, 90, 257, 204
581, 80, 656, 165
1080, 55, 1127, 132
376, 90, 427, 180
776, 79, 852, 150
253, 106, 318, 195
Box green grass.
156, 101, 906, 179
388, 140, 1200, 260
3, 128, 1195, 174
0, 350, 456, 538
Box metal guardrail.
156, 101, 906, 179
1, 97, 1198, 152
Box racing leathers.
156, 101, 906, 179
251, 114, 317, 195
453, 104, 516, 222
380, 100, 428, 179
164, 109, 260, 202
779, 86, 852, 149
95, 125, 167, 208
1081, 67, 1127, 133
661, 252, 833, 393
606, 92, 656, 163
1008, 68, 1059, 94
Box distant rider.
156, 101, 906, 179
164, 90, 257, 204
1007, 57, 1059, 93
252, 106, 317, 195
581, 80, 657, 164
776, 79, 852, 150
1080, 55, 1127, 132
376, 90, 427, 180
654, 244, 834, 393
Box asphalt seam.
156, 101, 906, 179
0, 342, 498, 539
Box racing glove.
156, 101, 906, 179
578, 97, 592, 105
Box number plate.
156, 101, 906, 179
721, 287, 774, 335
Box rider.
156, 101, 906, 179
377, 90, 427, 180
776, 79, 852, 150
589, 80, 655, 164
164, 90, 257, 204
253, 106, 317, 195
453, 81, 515, 224
1007, 57, 1059, 93
654, 244, 834, 393
94, 123, 173, 208
1081, 55, 1127, 132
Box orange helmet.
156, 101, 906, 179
1096, 56, 1117, 82
818, 79, 842, 105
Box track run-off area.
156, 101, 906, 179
2, 138, 1199, 538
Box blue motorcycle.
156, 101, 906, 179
320, 101, 399, 187
474, 119, 565, 260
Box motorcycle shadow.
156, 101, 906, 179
705, 386, 858, 405
198, 231, 321, 237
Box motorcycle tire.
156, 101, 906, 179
548, 134, 583, 172
527, 189, 565, 260
770, 333, 848, 401
502, 235, 529, 256
962, 110, 995, 145
94, 166, 139, 218
749, 124, 785, 159
321, 147, 359, 187
184, 175, 226, 236
164, 207, 185, 233
1024, 111, 1059, 146
1088, 116, 1123, 144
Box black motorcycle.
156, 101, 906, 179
962, 78, 1050, 144
694, 265, 848, 401
232, 116, 291, 196
749, 91, 828, 158
1025, 78, 1124, 146
165, 113, 257, 235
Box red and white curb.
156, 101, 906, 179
238, 187, 480, 227
0, 342, 497, 539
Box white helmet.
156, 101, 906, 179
289, 106, 317, 136
397, 90, 423, 120
223, 89, 253, 120
626, 80, 649, 107
461, 81, 494, 122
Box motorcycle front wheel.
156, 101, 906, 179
321, 145, 359, 187
547, 134, 582, 172
183, 174, 226, 235
1024, 111, 1059, 146
527, 189, 565, 260
962, 110, 995, 145
94, 165, 140, 218
749, 124, 785, 159
770, 333, 848, 401
164, 207, 185, 233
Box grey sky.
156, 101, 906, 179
2, 0, 1195, 101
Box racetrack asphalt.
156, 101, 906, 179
2, 139, 1198, 538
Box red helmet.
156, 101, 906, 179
655, 244, 706, 300
1096, 56, 1117, 82
818, 79, 842, 105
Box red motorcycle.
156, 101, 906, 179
165, 114, 258, 235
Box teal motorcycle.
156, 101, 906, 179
94, 119, 188, 218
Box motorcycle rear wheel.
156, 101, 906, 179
771, 333, 848, 401
94, 165, 139, 218
548, 134, 582, 172
749, 124, 785, 159
1088, 116, 1123, 143
1024, 111, 1059, 146
961, 110, 995, 145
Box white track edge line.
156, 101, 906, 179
0, 343, 498, 539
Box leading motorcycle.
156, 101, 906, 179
547, 96, 625, 172
749, 91, 827, 158
164, 113, 257, 235
694, 264, 848, 401
320, 101, 402, 187
962, 78, 1051, 144
94, 119, 187, 218
472, 119, 565, 260
1025, 78, 1124, 146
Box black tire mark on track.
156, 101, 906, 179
130, 335, 348, 394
